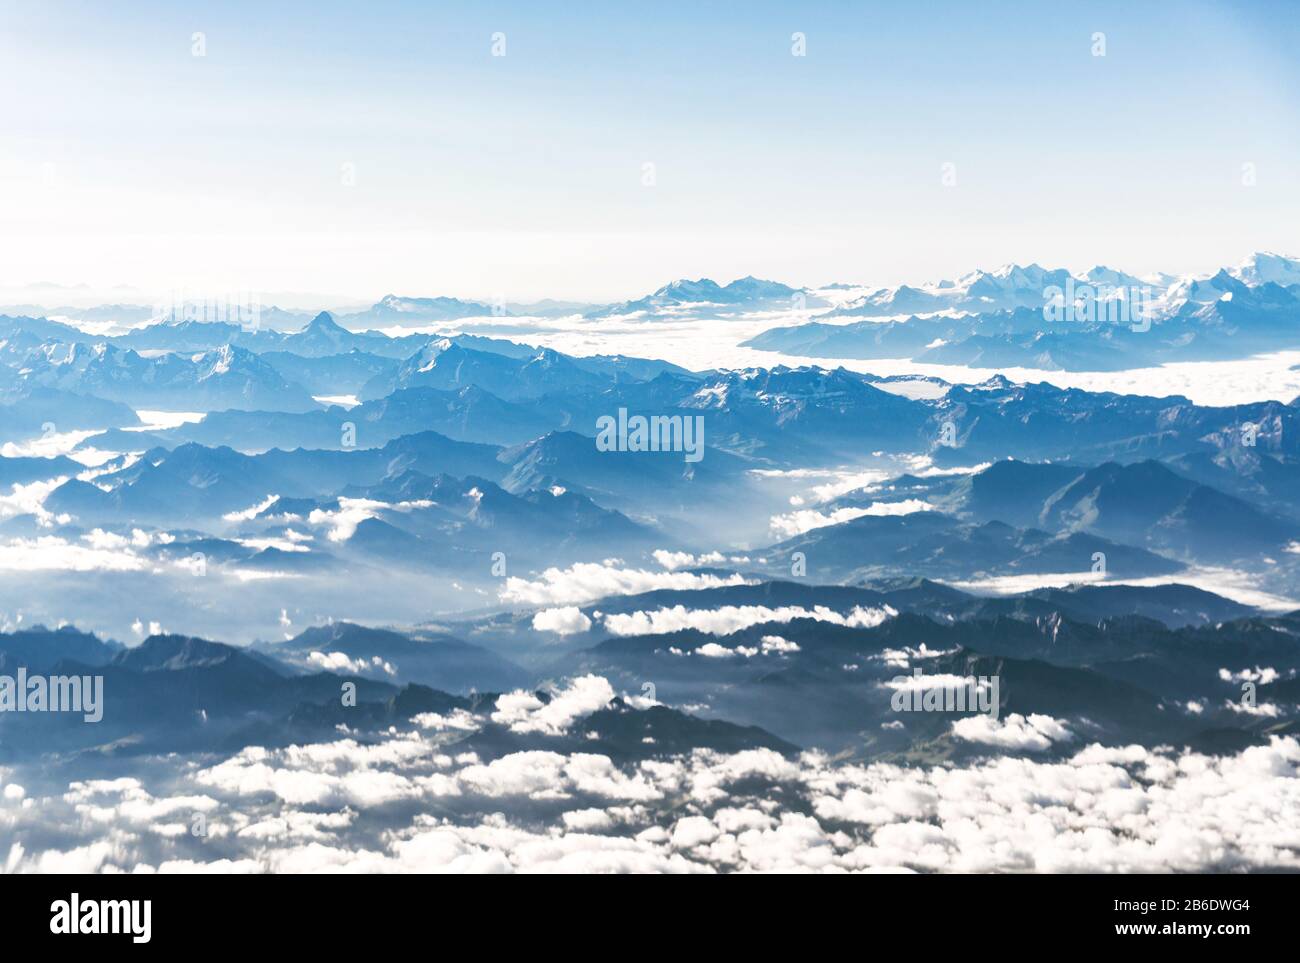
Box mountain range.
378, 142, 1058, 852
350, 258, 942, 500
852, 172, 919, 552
743, 253, 1300, 370
4, 572, 1296, 762
588, 276, 826, 318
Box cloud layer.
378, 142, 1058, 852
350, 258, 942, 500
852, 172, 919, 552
4, 676, 1298, 874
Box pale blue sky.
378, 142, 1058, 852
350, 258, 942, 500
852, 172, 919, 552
1, 0, 1298, 300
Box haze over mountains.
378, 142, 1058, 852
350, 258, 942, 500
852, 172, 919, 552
3, 254, 1300, 873
744, 252, 1300, 371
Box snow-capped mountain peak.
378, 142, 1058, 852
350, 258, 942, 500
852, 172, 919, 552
1234, 251, 1300, 287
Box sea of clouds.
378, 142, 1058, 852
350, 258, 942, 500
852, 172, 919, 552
3, 674, 1298, 874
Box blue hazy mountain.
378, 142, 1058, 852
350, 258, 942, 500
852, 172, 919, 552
549, 605, 1300, 753
0, 303, 157, 327
44, 431, 503, 524
588, 275, 825, 318
10, 603, 1295, 762
835, 458, 1300, 561
0, 631, 400, 754
257, 621, 531, 691
764, 511, 1182, 582
360, 341, 613, 400
41, 445, 660, 573
745, 261, 1300, 371
109, 318, 249, 352
110, 310, 432, 359
359, 470, 656, 547
0, 626, 794, 761
0, 313, 90, 345
158, 384, 563, 450
1034, 460, 1300, 558
457, 579, 1254, 659
925, 376, 1300, 465
497, 429, 749, 511
0, 624, 122, 673
1165, 447, 1300, 519
338, 293, 500, 327
0, 453, 84, 484
260, 348, 399, 395
7, 341, 320, 412
820, 263, 1079, 318
0, 386, 141, 441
